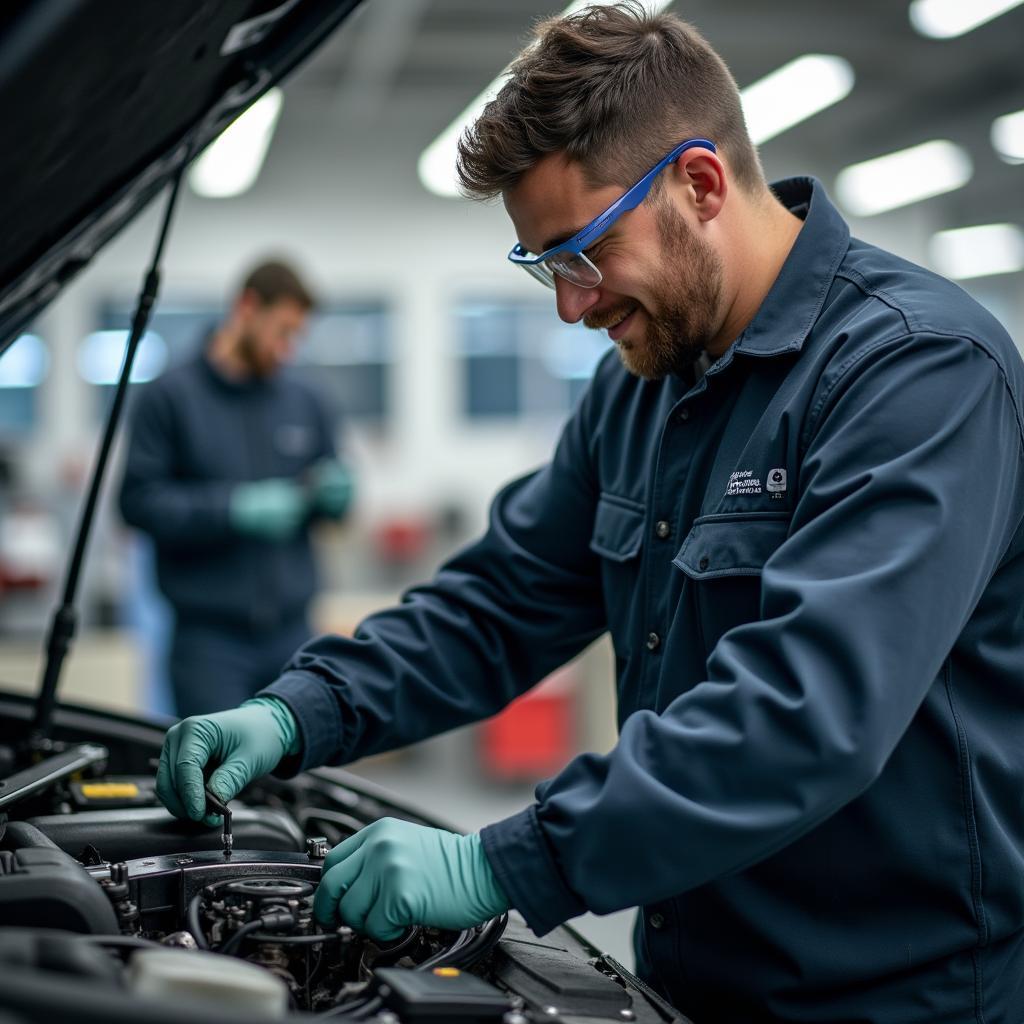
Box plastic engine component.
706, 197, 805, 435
26, 806, 304, 860
0, 847, 119, 934
373, 967, 511, 1023
128, 948, 289, 1018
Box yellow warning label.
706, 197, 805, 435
80, 783, 140, 798
432, 967, 461, 978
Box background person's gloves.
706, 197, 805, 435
156, 698, 300, 827
230, 478, 307, 540
313, 818, 510, 942
309, 459, 354, 519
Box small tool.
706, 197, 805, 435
204, 786, 233, 856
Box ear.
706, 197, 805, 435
670, 148, 726, 222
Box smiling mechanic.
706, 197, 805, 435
156, 5, 1024, 1022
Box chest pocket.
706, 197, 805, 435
673, 512, 790, 654
589, 494, 645, 657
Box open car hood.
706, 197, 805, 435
0, 0, 363, 354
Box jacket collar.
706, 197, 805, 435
732, 176, 850, 358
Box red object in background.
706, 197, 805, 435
372, 518, 431, 564
480, 670, 577, 781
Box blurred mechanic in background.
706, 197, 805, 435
119, 259, 353, 718
154, 5, 1024, 1023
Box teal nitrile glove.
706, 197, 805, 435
310, 459, 354, 519
230, 478, 307, 541
313, 818, 509, 942
156, 698, 301, 827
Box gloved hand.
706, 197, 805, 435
313, 818, 509, 942
230, 478, 307, 541
156, 698, 300, 827
309, 459, 354, 519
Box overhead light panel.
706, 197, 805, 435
929, 223, 1024, 280
835, 140, 972, 217
190, 88, 283, 198
418, 0, 675, 199
909, 0, 1024, 38
741, 55, 854, 145
992, 108, 1024, 164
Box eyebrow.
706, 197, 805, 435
540, 226, 586, 253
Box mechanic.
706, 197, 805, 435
120, 259, 354, 718
155, 6, 1024, 1022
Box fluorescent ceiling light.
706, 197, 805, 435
835, 140, 972, 217
929, 223, 1024, 280
909, 0, 1024, 38
189, 88, 283, 198
992, 108, 1024, 164
418, 0, 674, 199
742, 55, 854, 145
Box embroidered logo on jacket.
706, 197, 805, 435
726, 470, 762, 496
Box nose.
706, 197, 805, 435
554, 276, 601, 324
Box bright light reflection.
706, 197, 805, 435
835, 140, 972, 217
742, 55, 855, 145
991, 109, 1024, 164
929, 223, 1024, 280
909, 0, 1024, 38
189, 88, 283, 198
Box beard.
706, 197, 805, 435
236, 330, 272, 377
585, 200, 724, 380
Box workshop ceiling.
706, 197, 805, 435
284, 0, 1024, 232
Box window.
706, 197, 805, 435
86, 301, 392, 425
456, 301, 611, 422
0, 333, 49, 436
292, 304, 392, 425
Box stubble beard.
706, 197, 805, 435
591, 201, 724, 381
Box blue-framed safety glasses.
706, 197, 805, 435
508, 137, 716, 289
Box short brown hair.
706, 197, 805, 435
457, 1, 764, 201
240, 259, 316, 311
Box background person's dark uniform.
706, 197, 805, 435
260, 180, 1024, 1023
120, 351, 341, 717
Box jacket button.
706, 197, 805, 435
698, 556, 710, 571
649, 912, 666, 929
646, 632, 661, 651
655, 520, 671, 540
678, 408, 690, 422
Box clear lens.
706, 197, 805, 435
522, 262, 556, 288
546, 251, 602, 288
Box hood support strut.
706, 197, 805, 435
30, 153, 192, 745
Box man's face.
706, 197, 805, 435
504, 153, 724, 379
236, 296, 309, 377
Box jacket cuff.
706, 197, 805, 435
480, 805, 585, 937
257, 670, 345, 775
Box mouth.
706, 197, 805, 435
607, 305, 639, 342
585, 303, 638, 344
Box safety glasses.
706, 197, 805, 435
507, 138, 716, 289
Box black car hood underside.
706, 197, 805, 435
0, 0, 362, 353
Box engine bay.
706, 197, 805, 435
0, 696, 686, 1024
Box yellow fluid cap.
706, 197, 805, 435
80, 783, 140, 798
432, 967, 461, 978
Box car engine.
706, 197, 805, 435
0, 696, 686, 1024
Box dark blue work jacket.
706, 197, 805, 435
120, 354, 337, 632
266, 178, 1024, 1023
